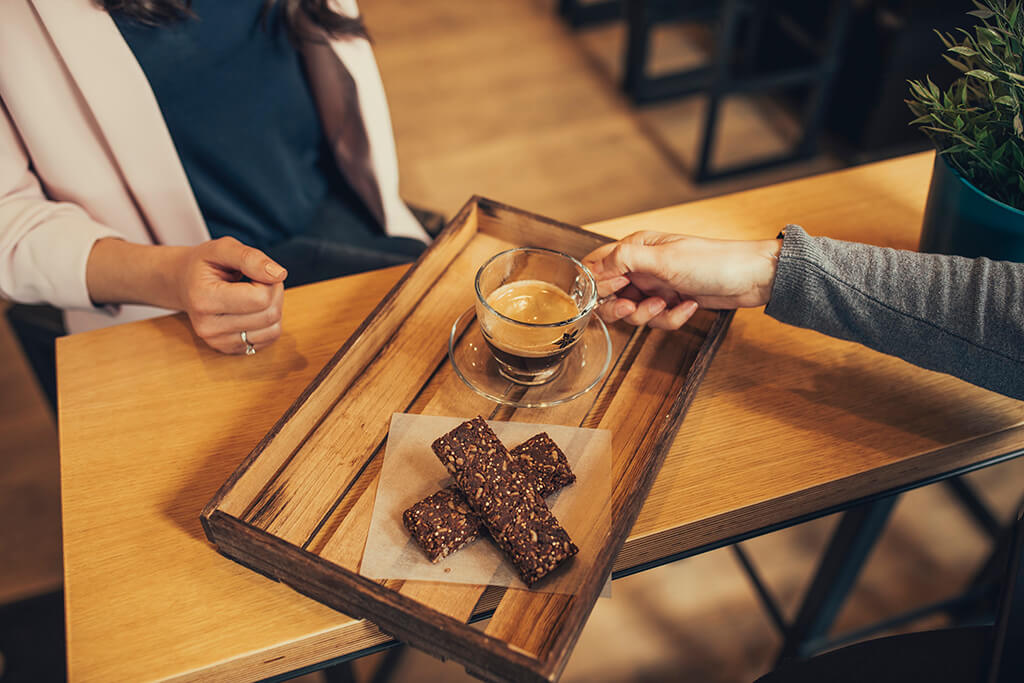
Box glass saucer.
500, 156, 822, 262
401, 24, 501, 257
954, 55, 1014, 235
448, 309, 612, 408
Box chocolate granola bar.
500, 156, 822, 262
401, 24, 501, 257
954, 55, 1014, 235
402, 485, 482, 562
403, 433, 575, 562
513, 432, 575, 497
431, 417, 578, 586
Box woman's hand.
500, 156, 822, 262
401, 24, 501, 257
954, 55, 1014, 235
172, 237, 287, 353
582, 231, 781, 330
87, 236, 288, 354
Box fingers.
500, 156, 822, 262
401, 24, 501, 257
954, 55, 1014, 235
186, 238, 285, 315
188, 278, 284, 354
190, 284, 284, 339
596, 295, 700, 330
187, 279, 278, 316
211, 237, 287, 285
597, 296, 667, 326
582, 242, 617, 278
596, 282, 651, 322
622, 297, 667, 326
180, 238, 287, 354
648, 300, 700, 330
597, 296, 636, 322
595, 275, 630, 299
205, 321, 283, 355
584, 233, 663, 281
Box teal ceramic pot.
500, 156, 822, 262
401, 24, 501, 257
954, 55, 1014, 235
919, 153, 1024, 262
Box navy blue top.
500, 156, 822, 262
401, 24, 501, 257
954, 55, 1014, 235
112, 1, 360, 250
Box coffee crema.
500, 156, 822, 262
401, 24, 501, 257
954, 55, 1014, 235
484, 280, 579, 325
482, 280, 582, 370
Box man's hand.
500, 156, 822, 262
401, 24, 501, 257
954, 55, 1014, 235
582, 231, 781, 330
87, 236, 288, 354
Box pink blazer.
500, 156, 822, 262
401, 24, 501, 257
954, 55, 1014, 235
0, 0, 428, 333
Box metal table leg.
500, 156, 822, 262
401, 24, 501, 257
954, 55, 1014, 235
775, 496, 898, 663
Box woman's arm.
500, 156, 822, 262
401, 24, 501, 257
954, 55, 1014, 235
0, 97, 123, 311
87, 237, 287, 354
584, 227, 1024, 400
1, 100, 287, 354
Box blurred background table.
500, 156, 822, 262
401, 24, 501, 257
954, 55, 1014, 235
57, 152, 1024, 681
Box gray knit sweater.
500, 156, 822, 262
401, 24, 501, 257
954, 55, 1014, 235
764, 225, 1024, 400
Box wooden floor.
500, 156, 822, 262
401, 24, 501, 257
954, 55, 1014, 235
1, 1, 1020, 682
373, 0, 837, 226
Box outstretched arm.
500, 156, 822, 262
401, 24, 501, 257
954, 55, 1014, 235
583, 227, 1024, 399
766, 225, 1024, 400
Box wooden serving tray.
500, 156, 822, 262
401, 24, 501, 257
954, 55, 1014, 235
201, 197, 733, 682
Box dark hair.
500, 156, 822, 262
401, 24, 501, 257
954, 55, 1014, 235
97, 0, 367, 41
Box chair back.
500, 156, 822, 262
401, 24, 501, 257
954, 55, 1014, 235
4, 303, 63, 413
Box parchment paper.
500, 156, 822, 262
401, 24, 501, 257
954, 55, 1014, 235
360, 413, 612, 595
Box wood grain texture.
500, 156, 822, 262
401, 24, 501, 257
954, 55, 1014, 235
59, 267, 409, 683
202, 198, 728, 681
586, 151, 1024, 574
484, 311, 731, 679
205, 201, 480, 525
305, 310, 634, 621
58, 153, 1024, 682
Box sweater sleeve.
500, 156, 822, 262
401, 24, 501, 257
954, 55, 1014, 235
764, 225, 1024, 400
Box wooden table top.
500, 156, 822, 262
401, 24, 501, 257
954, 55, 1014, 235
58, 151, 1024, 682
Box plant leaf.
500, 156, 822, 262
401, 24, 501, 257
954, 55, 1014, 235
943, 54, 971, 72
979, 27, 1004, 45
948, 45, 979, 56
909, 0, 1024, 194
944, 143, 973, 155
909, 80, 932, 101
967, 68, 999, 81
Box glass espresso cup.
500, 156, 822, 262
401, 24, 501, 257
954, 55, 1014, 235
474, 247, 599, 385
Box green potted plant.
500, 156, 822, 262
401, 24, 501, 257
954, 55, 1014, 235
908, 0, 1024, 261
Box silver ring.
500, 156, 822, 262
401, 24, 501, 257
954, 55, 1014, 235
241, 330, 256, 356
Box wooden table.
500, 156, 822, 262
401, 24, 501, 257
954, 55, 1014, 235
58, 152, 1024, 682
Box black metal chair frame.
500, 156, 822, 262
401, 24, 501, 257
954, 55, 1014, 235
627, 0, 854, 182
557, 0, 622, 28
559, 1, 854, 182
732, 477, 1017, 665
756, 500, 1024, 682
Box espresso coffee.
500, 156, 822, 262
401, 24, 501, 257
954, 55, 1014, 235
483, 280, 582, 376
485, 279, 579, 325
